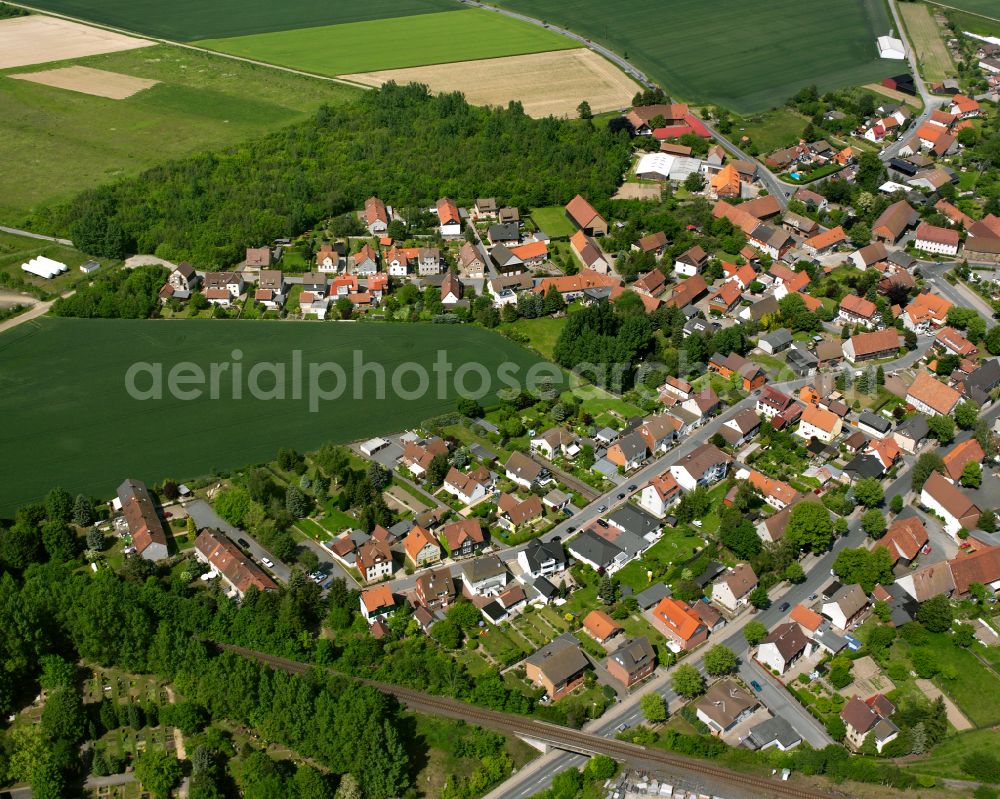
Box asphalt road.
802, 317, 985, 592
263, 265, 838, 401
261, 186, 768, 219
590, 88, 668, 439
919, 262, 996, 324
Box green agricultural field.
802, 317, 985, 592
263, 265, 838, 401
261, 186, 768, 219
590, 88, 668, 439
19, 0, 458, 41
197, 9, 578, 77
0, 318, 559, 513
929, 0, 1000, 21
0, 45, 360, 223
493, 0, 893, 113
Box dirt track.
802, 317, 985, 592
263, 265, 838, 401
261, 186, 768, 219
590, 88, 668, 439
342, 49, 639, 118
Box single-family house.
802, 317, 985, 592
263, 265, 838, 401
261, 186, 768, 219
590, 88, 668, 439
360, 585, 396, 623
505, 451, 547, 488
915, 223, 960, 257
496, 493, 543, 532
842, 329, 901, 363
757, 622, 811, 674
365, 197, 389, 235
841, 696, 898, 753
850, 242, 888, 271
876, 516, 928, 566
651, 597, 708, 652
670, 443, 732, 491
903, 291, 952, 333
607, 431, 649, 472
696, 680, 759, 735
943, 438, 986, 484
460, 554, 508, 597
117, 479, 169, 562
838, 294, 880, 329
517, 539, 568, 580
194, 529, 278, 600
756, 386, 794, 419
673, 245, 709, 277
436, 197, 462, 238
606, 637, 656, 688
525, 637, 590, 700
711, 563, 758, 612
821, 583, 869, 631
415, 567, 455, 611
425, 505, 476, 549
583, 609, 623, 645
443, 466, 492, 505
796, 404, 842, 444
639, 473, 682, 518
921, 471, 981, 539
356, 539, 394, 583
403, 525, 441, 568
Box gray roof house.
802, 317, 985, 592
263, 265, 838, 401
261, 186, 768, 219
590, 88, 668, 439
607, 504, 662, 542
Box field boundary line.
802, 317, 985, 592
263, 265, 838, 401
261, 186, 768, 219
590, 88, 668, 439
4, 1, 371, 90
924, 1, 1000, 24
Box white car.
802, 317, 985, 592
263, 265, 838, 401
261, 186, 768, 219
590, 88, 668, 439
261, 557, 274, 568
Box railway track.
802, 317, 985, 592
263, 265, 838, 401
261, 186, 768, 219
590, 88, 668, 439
218, 644, 840, 799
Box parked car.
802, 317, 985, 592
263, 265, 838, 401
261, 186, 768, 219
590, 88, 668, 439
598, 504, 607, 512
261, 557, 274, 568
617, 493, 625, 500
616, 722, 629, 732
778, 602, 790, 612
237, 538, 251, 549
627, 484, 637, 491
750, 680, 763, 692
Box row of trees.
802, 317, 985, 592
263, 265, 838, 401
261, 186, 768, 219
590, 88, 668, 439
42, 83, 634, 264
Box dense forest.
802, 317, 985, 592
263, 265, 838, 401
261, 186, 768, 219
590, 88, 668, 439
37, 83, 633, 267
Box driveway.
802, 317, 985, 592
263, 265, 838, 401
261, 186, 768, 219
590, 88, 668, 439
915, 678, 973, 731
186, 498, 290, 582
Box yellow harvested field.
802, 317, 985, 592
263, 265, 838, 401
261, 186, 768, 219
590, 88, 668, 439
9, 66, 159, 99
342, 48, 639, 118
0, 15, 153, 70
899, 2, 954, 82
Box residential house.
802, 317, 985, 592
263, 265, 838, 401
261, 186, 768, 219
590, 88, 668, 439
893, 414, 930, 454
525, 637, 590, 700
876, 516, 928, 566
903, 291, 952, 333
166, 262, 199, 296
756, 502, 799, 544
935, 326, 977, 358
460, 554, 508, 597
415, 567, 455, 611
915, 223, 960, 257
850, 242, 888, 271
897, 560, 957, 601
638, 414, 681, 455
746, 471, 797, 510
436, 517, 487, 559
403, 525, 441, 568
842, 329, 901, 363
804, 225, 847, 254
633, 231, 668, 258
315, 244, 345, 273
720, 408, 762, 448
872, 200, 919, 244
858, 410, 891, 439
490, 244, 524, 276
570, 230, 612, 274
639, 473, 682, 517
757, 622, 812, 674
708, 352, 766, 391
517, 539, 568, 579
564, 194, 608, 236
356, 539, 393, 583
255, 270, 286, 310
531, 269, 620, 302
489, 223, 521, 247
950, 544, 1000, 595
443, 466, 493, 505
245, 246, 271, 269
300, 271, 328, 298
583, 610, 623, 645
743, 717, 802, 752
505, 451, 547, 488
696, 680, 759, 735
944, 438, 986, 484
670, 443, 731, 491
360, 585, 396, 623
499, 206, 520, 225
607, 504, 662, 543
796, 404, 842, 444
202, 271, 244, 306
458, 241, 486, 276
566, 528, 625, 572
116, 479, 168, 562
386, 247, 412, 277
531, 428, 579, 460
651, 597, 708, 652
436, 197, 462, 237
510, 240, 548, 267
440, 272, 462, 306
707, 281, 743, 315
906, 371, 961, 417
194, 529, 278, 600
633, 268, 666, 297
756, 386, 794, 419
473, 198, 498, 220
400, 436, 449, 478
920, 471, 981, 539
821, 583, 869, 631
351, 244, 379, 276
418, 248, 442, 276
606, 637, 656, 688
748, 223, 793, 260
841, 696, 899, 753
607, 431, 650, 472
365, 197, 389, 235
665, 274, 709, 309
711, 563, 758, 612
496, 493, 543, 532
673, 245, 709, 277
838, 294, 880, 329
